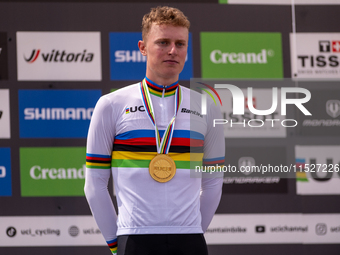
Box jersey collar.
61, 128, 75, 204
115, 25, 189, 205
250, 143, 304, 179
144, 77, 179, 97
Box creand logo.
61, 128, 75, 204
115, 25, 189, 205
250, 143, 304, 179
24, 49, 94, 63
29, 165, 85, 180
210, 49, 273, 64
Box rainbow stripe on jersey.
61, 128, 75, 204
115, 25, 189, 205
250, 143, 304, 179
112, 129, 204, 169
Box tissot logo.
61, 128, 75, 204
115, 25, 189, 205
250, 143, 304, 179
319, 41, 340, 53
125, 105, 145, 114
326, 100, 340, 118
24, 49, 94, 63
291, 33, 340, 79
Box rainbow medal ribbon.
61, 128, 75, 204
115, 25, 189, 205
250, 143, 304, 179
140, 78, 182, 183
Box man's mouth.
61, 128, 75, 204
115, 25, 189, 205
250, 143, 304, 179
164, 60, 179, 64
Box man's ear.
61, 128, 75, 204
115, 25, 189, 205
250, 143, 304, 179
138, 40, 147, 56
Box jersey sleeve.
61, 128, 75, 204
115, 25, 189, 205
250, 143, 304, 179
84, 95, 118, 250
200, 98, 225, 232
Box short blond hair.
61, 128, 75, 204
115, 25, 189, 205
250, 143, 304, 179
142, 6, 190, 41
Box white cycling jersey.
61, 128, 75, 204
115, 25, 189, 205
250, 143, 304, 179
85, 78, 225, 244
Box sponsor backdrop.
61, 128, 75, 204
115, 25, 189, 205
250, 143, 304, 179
0, 89, 10, 138
0, 1, 339, 255
16, 32, 102, 81
0, 32, 8, 80
0, 148, 11, 196
290, 33, 340, 80
18, 90, 101, 138
201, 32, 283, 79
109, 32, 193, 80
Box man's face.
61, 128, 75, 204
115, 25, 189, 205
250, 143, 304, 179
139, 23, 188, 83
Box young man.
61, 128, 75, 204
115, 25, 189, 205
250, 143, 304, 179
85, 6, 225, 255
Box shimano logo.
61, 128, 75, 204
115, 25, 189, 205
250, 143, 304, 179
24, 108, 94, 120
181, 108, 203, 118
0, 166, 6, 178
115, 50, 146, 63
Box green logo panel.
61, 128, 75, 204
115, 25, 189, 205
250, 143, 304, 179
200, 32, 283, 78
20, 147, 86, 197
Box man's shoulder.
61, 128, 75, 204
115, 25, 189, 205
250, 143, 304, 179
180, 85, 201, 99
105, 82, 141, 98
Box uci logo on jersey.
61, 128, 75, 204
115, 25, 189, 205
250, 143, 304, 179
125, 105, 145, 114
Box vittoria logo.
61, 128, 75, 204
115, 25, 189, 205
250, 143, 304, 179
125, 105, 145, 114
326, 100, 340, 118
16, 32, 102, 81
24, 49, 94, 63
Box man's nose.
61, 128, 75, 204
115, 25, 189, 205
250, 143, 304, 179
168, 43, 177, 55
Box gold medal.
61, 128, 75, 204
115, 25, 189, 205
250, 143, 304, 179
149, 154, 176, 183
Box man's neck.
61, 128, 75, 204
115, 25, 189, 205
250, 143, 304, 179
145, 73, 179, 86
145, 76, 178, 87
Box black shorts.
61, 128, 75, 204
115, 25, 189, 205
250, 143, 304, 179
117, 233, 208, 255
